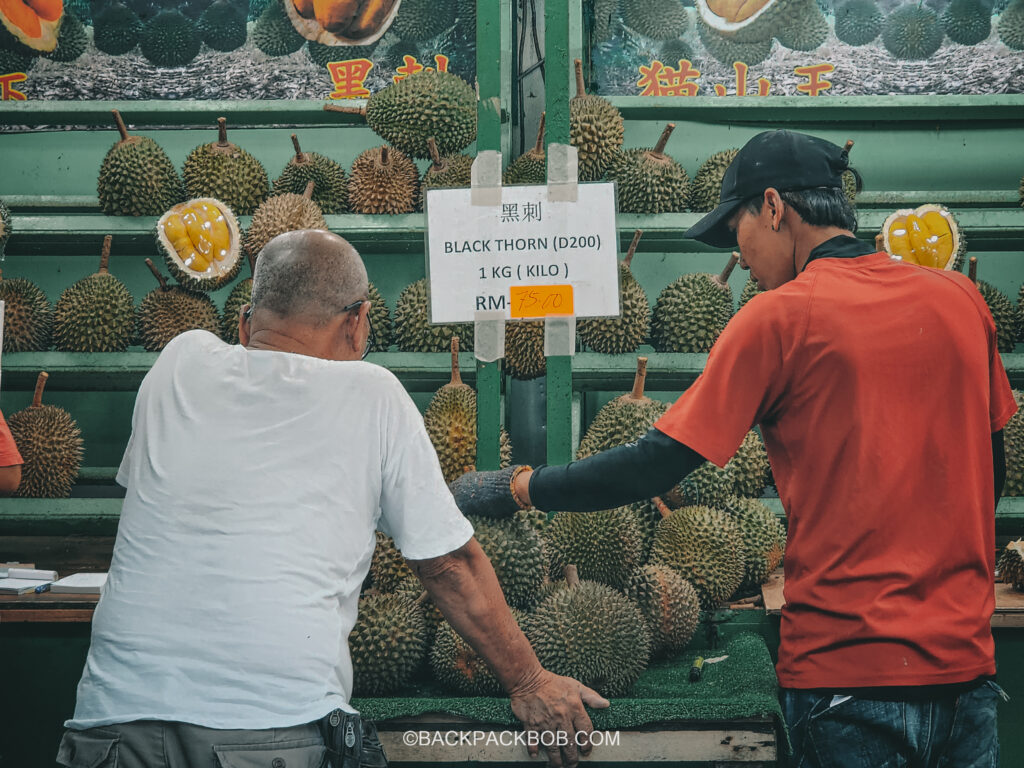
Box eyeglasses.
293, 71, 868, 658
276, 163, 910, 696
343, 299, 372, 360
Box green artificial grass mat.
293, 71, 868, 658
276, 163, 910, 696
352, 631, 782, 731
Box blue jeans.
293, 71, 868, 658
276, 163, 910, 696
780, 681, 1006, 768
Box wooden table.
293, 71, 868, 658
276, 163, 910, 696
0, 592, 99, 623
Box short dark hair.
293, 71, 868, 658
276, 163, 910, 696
743, 183, 859, 233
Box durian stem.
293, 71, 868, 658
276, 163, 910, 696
302, 181, 315, 199
323, 104, 368, 116
574, 58, 586, 98
652, 496, 672, 519
713, 253, 738, 288
426, 137, 442, 169
111, 109, 130, 142
844, 139, 855, 156
98, 235, 112, 274
291, 133, 308, 164
623, 229, 643, 269
144, 258, 169, 291
32, 371, 49, 409
449, 336, 462, 386
565, 564, 580, 587
216, 117, 229, 147
533, 112, 546, 155
969, 256, 978, 284
874, 232, 885, 253
630, 357, 648, 400
653, 123, 675, 157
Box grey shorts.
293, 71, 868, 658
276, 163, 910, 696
56, 720, 326, 768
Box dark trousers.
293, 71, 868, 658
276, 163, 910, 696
780, 681, 1006, 768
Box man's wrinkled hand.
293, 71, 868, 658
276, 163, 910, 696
508, 669, 610, 768
448, 465, 530, 519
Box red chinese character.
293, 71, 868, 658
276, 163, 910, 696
713, 63, 771, 96
794, 63, 835, 97
636, 59, 700, 97
393, 55, 425, 82
0, 72, 27, 101
327, 59, 373, 99
430, 54, 449, 72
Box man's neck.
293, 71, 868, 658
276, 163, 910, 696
793, 226, 856, 272
247, 328, 349, 361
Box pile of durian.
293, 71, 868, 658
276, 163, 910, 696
353, 355, 786, 699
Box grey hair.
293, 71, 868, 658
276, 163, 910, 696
744, 186, 858, 233
249, 230, 369, 326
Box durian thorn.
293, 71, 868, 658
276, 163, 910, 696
652, 496, 673, 519
32, 371, 49, 409
98, 235, 112, 274
111, 109, 130, 143
623, 229, 643, 269
533, 112, 546, 156
426, 137, 443, 169
969, 256, 978, 285
564, 564, 580, 588
630, 356, 648, 400
291, 133, 309, 164
322, 104, 367, 116
874, 232, 885, 253
302, 181, 315, 199
574, 58, 586, 98
449, 336, 462, 386
653, 123, 675, 157
713, 253, 739, 288
415, 590, 429, 605
216, 117, 229, 147
144, 258, 169, 291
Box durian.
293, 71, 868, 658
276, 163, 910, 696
245, 181, 327, 259
1003, 390, 1024, 496
578, 230, 651, 355
998, 540, 1024, 590
606, 124, 690, 214
198, 0, 248, 51
691, 148, 739, 213
998, 0, 1024, 49
347, 146, 419, 215
970, 258, 1019, 354
252, 0, 305, 55
525, 566, 651, 696
220, 257, 254, 345
183, 117, 270, 216
650, 502, 745, 609
544, 507, 645, 590
622, 0, 690, 39
726, 430, 771, 497
98, 109, 183, 217
394, 278, 474, 352
672, 460, 732, 509
627, 564, 701, 657
739, 275, 764, 309
8, 372, 83, 499
274, 134, 348, 215
577, 357, 670, 459
0, 197, 10, 257
430, 609, 527, 696
504, 321, 546, 380
650, 254, 736, 353
0, 269, 52, 353
157, 197, 243, 292
834, 0, 883, 44
370, 531, 415, 593
367, 281, 393, 352
469, 513, 548, 610
773, 0, 829, 50
93, 2, 143, 55
136, 258, 220, 352
0, 48, 34, 75
419, 137, 473, 211
697, 18, 773, 66
350, 592, 428, 695
391, 0, 457, 40
140, 7, 201, 67
423, 337, 512, 484
503, 113, 547, 186
659, 37, 696, 63
695, 0, 780, 41
723, 496, 786, 592
53, 236, 135, 353
570, 58, 624, 182
882, 4, 944, 60
43, 12, 87, 62
942, 0, 991, 43
307, 40, 378, 68
592, 0, 622, 41
882, 204, 964, 271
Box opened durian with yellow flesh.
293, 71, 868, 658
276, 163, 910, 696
157, 198, 242, 292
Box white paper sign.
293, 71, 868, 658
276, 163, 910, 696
425, 183, 620, 323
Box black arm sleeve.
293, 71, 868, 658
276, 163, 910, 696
527, 428, 707, 512
993, 429, 1005, 511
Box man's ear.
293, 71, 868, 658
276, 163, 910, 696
763, 188, 784, 230
238, 304, 251, 346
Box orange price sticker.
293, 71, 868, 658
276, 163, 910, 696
509, 285, 575, 319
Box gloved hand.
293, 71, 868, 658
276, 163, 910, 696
449, 465, 532, 519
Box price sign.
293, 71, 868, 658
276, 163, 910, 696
425, 183, 619, 323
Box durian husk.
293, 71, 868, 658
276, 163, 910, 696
350, 592, 428, 695
577, 357, 671, 459
394, 278, 474, 352
969, 258, 1019, 354
503, 113, 546, 186
0, 269, 53, 353
8, 372, 84, 498
273, 134, 348, 215
53, 236, 135, 353
569, 59, 624, 182
998, 540, 1024, 591
370, 530, 415, 592
577, 230, 650, 355
1002, 390, 1024, 496
418, 137, 473, 211
723, 496, 786, 593
220, 257, 253, 345
627, 564, 701, 657
605, 124, 690, 214
430, 608, 528, 695
156, 197, 243, 293
544, 507, 645, 590
690, 148, 739, 213
367, 281, 393, 352
650, 256, 736, 353
504, 320, 546, 380
98, 110, 184, 217
244, 181, 327, 259
347, 146, 419, 215
282, 0, 402, 45
136, 259, 221, 352
468, 513, 548, 610
183, 118, 269, 216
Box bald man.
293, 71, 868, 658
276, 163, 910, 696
58, 231, 605, 768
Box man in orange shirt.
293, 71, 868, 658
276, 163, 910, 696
454, 130, 1012, 767
0, 407, 22, 495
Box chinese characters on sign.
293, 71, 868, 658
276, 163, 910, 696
325, 54, 451, 99
635, 59, 835, 97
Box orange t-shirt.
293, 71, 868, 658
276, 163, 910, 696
655, 251, 1016, 689
0, 408, 23, 467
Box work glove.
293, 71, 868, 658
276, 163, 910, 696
449, 465, 531, 519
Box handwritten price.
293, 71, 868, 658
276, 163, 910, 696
510, 285, 575, 319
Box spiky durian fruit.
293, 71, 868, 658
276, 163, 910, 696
691, 148, 739, 212
469, 513, 547, 610
220, 268, 253, 345
1002, 390, 1024, 496
727, 430, 771, 497
423, 338, 512, 483
660, 36, 696, 62
367, 282, 392, 352
350, 592, 428, 695
525, 567, 651, 696
197, 0, 247, 51
942, 0, 990, 43
370, 531, 415, 592
136, 259, 220, 352
274, 134, 348, 215
577, 357, 670, 459
157, 198, 243, 293
0, 198, 9, 257
739, 276, 764, 309
347, 146, 419, 215
650, 254, 737, 353
697, 19, 773, 66
605, 124, 690, 214
184, 118, 269, 216
544, 507, 645, 590
431, 609, 527, 696
53, 236, 135, 353
0, 270, 52, 353
93, 1, 143, 54
252, 0, 305, 55
504, 113, 546, 186
578, 230, 650, 355
419, 137, 473, 211
627, 564, 701, 657
393, 576, 443, 644
773, 0, 829, 50
570, 59, 624, 182
98, 110, 183, 217
999, 540, 1024, 591
392, 0, 457, 39
394, 278, 474, 352
626, 499, 661, 560
43, 12, 87, 62
244, 181, 327, 259
504, 321, 546, 380
969, 258, 1019, 354
834, 0, 883, 44
592, 0, 622, 41
650, 502, 745, 609
8, 372, 83, 498
0, 48, 34, 75
673, 461, 732, 509
140, 7, 201, 67
622, 0, 690, 39
882, 4, 944, 60
306, 40, 378, 68
998, 0, 1024, 49
723, 496, 786, 592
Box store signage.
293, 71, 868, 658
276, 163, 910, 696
424, 183, 620, 323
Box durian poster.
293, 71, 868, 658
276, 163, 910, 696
589, 0, 1024, 96
0, 0, 476, 101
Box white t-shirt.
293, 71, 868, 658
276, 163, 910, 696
68, 331, 474, 730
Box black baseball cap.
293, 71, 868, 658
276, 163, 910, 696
685, 130, 851, 248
